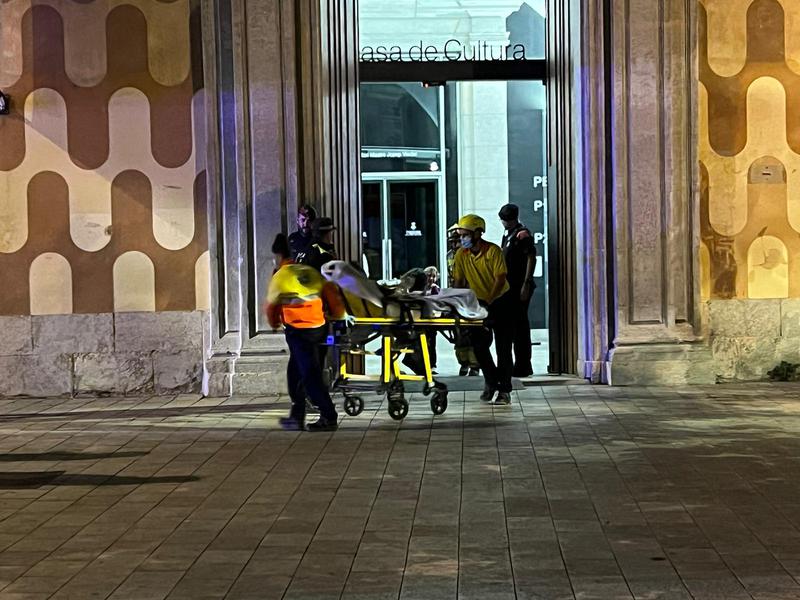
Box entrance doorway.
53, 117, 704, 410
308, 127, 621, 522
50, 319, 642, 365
355, 1, 574, 377
358, 78, 553, 376
362, 178, 443, 281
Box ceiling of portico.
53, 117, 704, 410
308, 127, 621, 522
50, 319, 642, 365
360, 0, 545, 18
360, 1, 546, 42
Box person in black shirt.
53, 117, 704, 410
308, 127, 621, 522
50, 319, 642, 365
288, 204, 316, 262
499, 203, 537, 377
303, 217, 338, 272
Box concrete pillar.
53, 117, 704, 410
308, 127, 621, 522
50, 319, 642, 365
201, 0, 360, 395
579, 0, 713, 384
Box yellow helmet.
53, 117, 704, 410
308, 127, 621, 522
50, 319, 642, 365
457, 214, 486, 232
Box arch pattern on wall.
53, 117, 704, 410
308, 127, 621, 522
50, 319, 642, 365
0, 1, 208, 315
700, 0, 800, 299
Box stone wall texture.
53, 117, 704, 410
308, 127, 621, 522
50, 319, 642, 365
0, 311, 206, 397
0, 0, 209, 316
708, 299, 800, 381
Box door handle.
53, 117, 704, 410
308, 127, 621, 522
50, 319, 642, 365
383, 238, 392, 280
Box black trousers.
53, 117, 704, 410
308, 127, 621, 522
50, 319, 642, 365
510, 286, 533, 376
285, 325, 337, 422
399, 331, 437, 375
471, 292, 514, 393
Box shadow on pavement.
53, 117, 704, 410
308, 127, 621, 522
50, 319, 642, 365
0, 451, 148, 462
0, 471, 200, 489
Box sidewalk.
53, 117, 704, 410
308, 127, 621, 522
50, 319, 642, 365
1, 383, 800, 599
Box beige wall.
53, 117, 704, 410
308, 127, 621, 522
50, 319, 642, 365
0, 1, 208, 316
699, 0, 800, 300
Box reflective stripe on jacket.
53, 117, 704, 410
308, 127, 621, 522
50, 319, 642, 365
265, 260, 345, 329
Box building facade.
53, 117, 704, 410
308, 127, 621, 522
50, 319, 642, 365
0, 0, 798, 396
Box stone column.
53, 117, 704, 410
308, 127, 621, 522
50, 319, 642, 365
596, 0, 713, 383
568, 0, 607, 382
202, 0, 360, 395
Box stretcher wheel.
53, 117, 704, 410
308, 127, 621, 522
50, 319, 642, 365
387, 379, 405, 401
388, 399, 409, 421
343, 395, 364, 416
423, 381, 447, 397
430, 391, 448, 415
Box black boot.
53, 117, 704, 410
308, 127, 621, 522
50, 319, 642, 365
307, 416, 338, 432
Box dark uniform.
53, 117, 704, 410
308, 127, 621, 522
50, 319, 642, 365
301, 217, 338, 272
304, 240, 337, 272
288, 230, 313, 263
501, 222, 537, 377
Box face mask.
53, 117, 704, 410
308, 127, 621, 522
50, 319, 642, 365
460, 235, 474, 249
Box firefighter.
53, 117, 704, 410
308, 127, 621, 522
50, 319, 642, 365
452, 214, 513, 405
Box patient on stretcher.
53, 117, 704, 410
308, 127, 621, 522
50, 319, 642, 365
320, 261, 488, 321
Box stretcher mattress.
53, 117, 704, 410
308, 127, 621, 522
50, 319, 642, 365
320, 261, 488, 320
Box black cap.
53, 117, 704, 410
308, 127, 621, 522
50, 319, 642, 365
498, 203, 519, 220
271, 233, 290, 256
312, 217, 335, 234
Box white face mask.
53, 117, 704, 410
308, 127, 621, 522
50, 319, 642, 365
460, 234, 474, 249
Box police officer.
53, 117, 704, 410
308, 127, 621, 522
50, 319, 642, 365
499, 203, 537, 377
303, 217, 338, 272
288, 204, 316, 262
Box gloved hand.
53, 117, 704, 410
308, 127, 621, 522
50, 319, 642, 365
343, 314, 357, 327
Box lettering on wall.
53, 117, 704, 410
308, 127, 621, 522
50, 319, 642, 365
360, 40, 527, 62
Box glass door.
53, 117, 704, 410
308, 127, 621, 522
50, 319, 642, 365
361, 178, 441, 281
361, 182, 384, 279
387, 180, 439, 278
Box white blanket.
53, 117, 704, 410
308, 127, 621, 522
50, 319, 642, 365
321, 261, 487, 320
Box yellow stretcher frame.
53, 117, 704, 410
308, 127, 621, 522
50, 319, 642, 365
335, 315, 484, 404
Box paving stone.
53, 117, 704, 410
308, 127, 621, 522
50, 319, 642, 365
341, 570, 403, 599
3, 383, 800, 598
107, 570, 184, 600
226, 574, 291, 600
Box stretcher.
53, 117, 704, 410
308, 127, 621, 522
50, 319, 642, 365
321, 262, 487, 420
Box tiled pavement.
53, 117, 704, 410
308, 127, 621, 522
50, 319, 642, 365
3, 385, 800, 599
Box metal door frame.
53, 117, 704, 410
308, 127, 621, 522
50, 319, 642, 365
359, 57, 576, 375
361, 173, 445, 281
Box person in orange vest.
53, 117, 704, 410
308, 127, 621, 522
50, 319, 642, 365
265, 233, 346, 431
